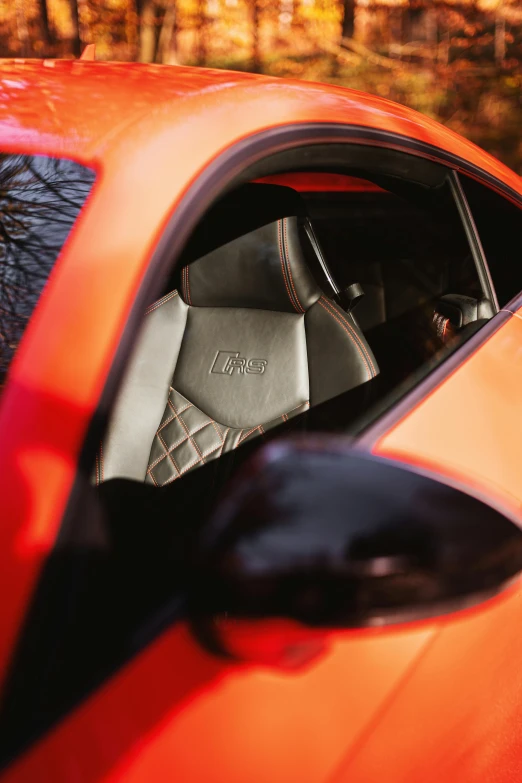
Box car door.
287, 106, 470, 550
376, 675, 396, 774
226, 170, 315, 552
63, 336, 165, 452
343, 176, 522, 782
2, 122, 522, 783
343, 311, 522, 782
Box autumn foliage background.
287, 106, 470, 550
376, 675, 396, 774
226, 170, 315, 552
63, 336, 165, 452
0, 1, 521, 172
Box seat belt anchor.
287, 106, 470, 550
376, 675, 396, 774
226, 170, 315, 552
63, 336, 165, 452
337, 282, 365, 313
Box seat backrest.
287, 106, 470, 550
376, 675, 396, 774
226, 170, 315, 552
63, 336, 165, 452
97, 186, 378, 486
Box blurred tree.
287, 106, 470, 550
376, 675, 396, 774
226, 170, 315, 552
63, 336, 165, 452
126, 0, 139, 60
35, 0, 52, 46
14, 0, 30, 56
68, 0, 81, 56
138, 0, 158, 62
195, 0, 207, 64
0, 0, 520, 170
157, 1, 178, 63
341, 0, 355, 40
403, 1, 437, 45
249, 0, 260, 70
495, 2, 506, 64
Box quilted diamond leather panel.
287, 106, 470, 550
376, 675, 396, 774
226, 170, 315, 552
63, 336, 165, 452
146, 388, 309, 487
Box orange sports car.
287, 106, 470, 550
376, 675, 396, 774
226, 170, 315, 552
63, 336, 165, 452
1, 59, 522, 783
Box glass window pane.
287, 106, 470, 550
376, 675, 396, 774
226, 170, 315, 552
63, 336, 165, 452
460, 175, 522, 307
0, 154, 96, 389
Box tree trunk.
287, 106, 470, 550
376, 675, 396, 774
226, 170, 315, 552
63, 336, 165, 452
495, 8, 505, 65
250, 0, 260, 71
35, 0, 51, 46
403, 2, 436, 45
14, 0, 30, 56
157, 1, 178, 64
139, 0, 158, 63
195, 0, 207, 65
341, 0, 355, 41
68, 0, 81, 57
126, 0, 139, 61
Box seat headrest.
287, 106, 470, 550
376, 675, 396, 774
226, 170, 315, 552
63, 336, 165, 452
179, 184, 323, 313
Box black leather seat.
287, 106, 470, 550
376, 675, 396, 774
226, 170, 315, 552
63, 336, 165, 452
97, 185, 378, 486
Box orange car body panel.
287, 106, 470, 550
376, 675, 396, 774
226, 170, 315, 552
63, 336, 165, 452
1, 60, 522, 782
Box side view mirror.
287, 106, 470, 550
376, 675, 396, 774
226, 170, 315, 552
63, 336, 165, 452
189, 441, 522, 667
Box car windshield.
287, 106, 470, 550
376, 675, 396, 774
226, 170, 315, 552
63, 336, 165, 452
0, 154, 96, 391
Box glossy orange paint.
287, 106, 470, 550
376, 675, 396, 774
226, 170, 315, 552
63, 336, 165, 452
374, 313, 522, 515
1, 60, 522, 782
1, 621, 435, 783
361, 313, 522, 783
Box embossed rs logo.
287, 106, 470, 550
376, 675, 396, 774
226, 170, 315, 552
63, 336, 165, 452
211, 351, 267, 375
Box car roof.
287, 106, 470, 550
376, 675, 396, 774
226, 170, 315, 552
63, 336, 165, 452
0, 59, 520, 198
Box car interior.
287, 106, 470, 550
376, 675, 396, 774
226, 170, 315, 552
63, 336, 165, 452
96, 144, 497, 491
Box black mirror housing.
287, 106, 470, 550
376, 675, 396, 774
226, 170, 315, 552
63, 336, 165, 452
189, 440, 522, 662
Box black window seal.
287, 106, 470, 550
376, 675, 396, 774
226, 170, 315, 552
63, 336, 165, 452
2, 122, 520, 769
504, 292, 522, 314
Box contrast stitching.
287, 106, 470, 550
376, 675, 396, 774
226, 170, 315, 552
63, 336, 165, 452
319, 296, 376, 376
283, 218, 305, 313
219, 427, 230, 457
281, 400, 310, 423
148, 451, 169, 472
318, 297, 373, 379
238, 426, 257, 443
148, 471, 160, 487
178, 454, 204, 476
166, 398, 192, 416
183, 266, 192, 306
163, 416, 212, 443
174, 404, 204, 462
158, 412, 177, 431
158, 401, 192, 433
200, 442, 223, 460
150, 443, 212, 485
187, 419, 216, 440
149, 434, 189, 471
148, 420, 216, 470
210, 419, 225, 444
158, 426, 181, 476
238, 425, 263, 444
333, 302, 376, 376
278, 220, 300, 313
317, 298, 371, 378
236, 402, 310, 447
95, 453, 99, 486
145, 290, 178, 316
99, 441, 104, 483
285, 400, 310, 415
187, 266, 192, 305
159, 473, 178, 487
150, 397, 314, 481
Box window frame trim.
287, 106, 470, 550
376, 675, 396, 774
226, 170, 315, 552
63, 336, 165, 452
78, 123, 521, 474
448, 170, 499, 311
